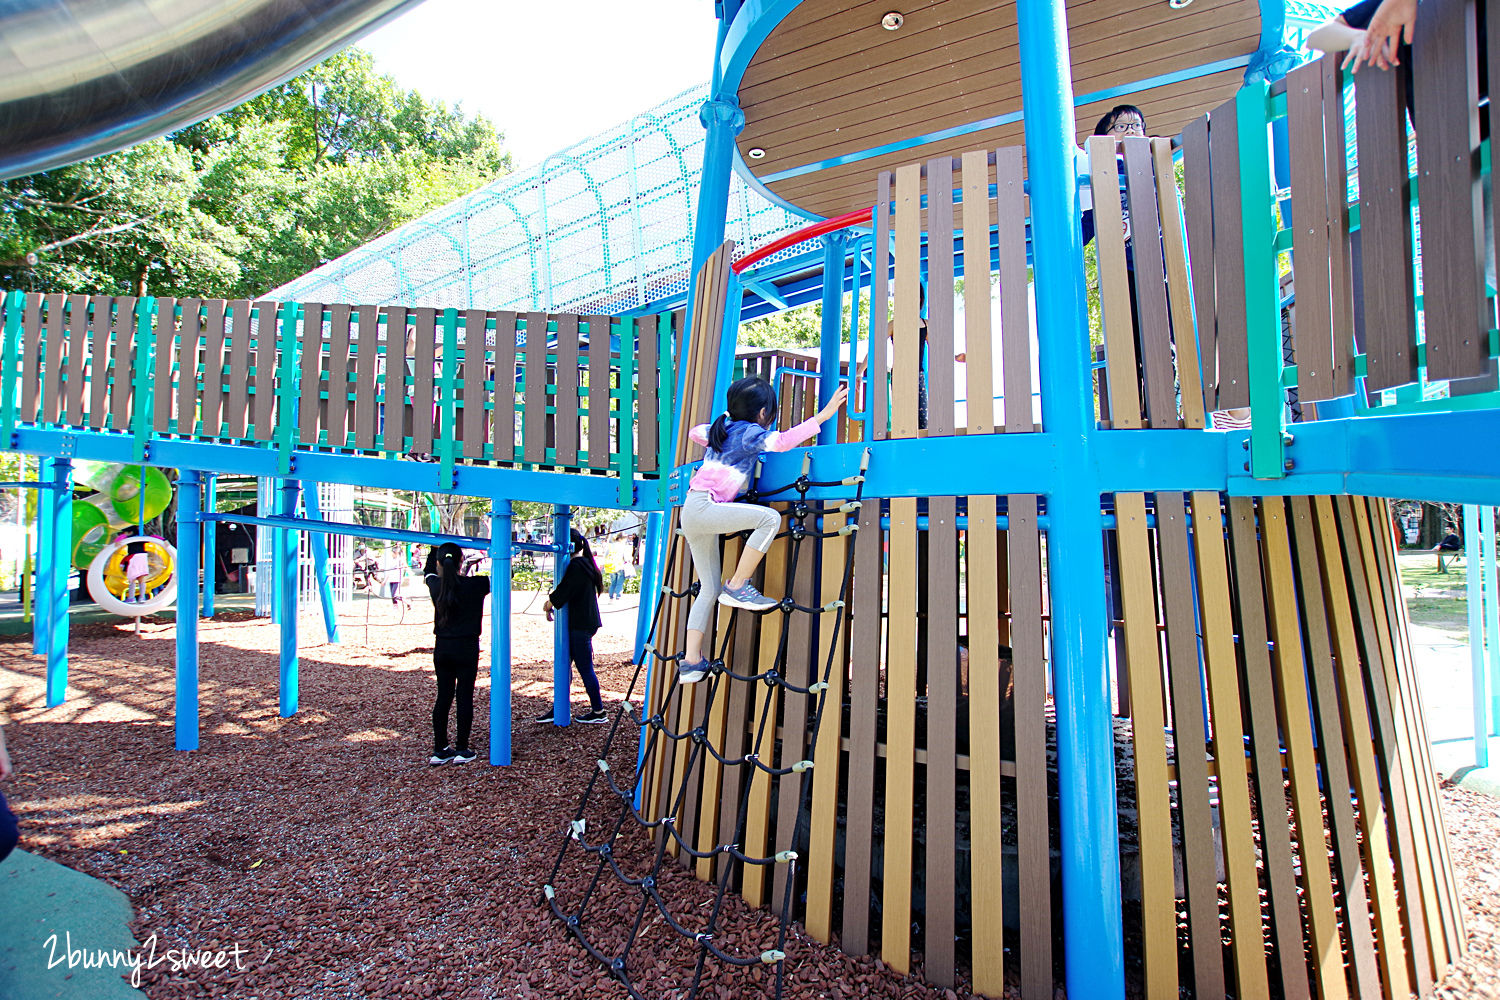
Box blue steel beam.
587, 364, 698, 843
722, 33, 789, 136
303, 483, 341, 645
202, 474, 216, 619
278, 480, 300, 718
200, 513, 492, 551
490, 500, 514, 765
44, 457, 71, 708
175, 470, 203, 751
551, 505, 572, 728
32, 456, 53, 658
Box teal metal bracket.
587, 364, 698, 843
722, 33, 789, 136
437, 308, 459, 490
1, 290, 23, 445
1239, 83, 1288, 479
130, 298, 156, 462
276, 304, 302, 475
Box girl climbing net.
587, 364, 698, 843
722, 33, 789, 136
677, 375, 847, 684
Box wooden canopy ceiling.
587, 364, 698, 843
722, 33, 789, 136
736, 0, 1263, 219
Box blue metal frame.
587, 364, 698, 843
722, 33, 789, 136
490, 500, 514, 765
176, 470, 202, 751
1467, 505, 1489, 767
551, 505, 572, 727
202, 474, 216, 619
278, 479, 300, 718
44, 456, 71, 708
303, 483, 342, 645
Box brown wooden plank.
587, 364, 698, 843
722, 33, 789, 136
1412, 0, 1487, 382
695, 534, 741, 880
841, 497, 882, 955
62, 294, 89, 425
1209, 99, 1250, 408
1008, 494, 1051, 1000
250, 300, 277, 441
323, 304, 352, 448
643, 515, 689, 829
378, 307, 407, 454
40, 294, 65, 424
1288, 497, 1382, 998
1122, 137, 1178, 427
925, 495, 958, 986
881, 495, 919, 973
637, 314, 659, 473
459, 310, 487, 458
892, 164, 922, 439
806, 510, 849, 942
20, 293, 42, 425
996, 147, 1033, 433
175, 299, 202, 435
961, 151, 995, 434
1353, 65, 1418, 390
870, 172, 892, 439
1152, 138, 1206, 428
1115, 492, 1177, 999
198, 300, 228, 438
223, 300, 252, 439
153, 298, 178, 433
964, 494, 1005, 996
1091, 135, 1144, 428
926, 156, 956, 438
1287, 61, 1337, 402
772, 532, 818, 905
1321, 58, 1356, 398
298, 302, 325, 446
1227, 498, 1313, 1000
587, 315, 611, 471
1181, 115, 1219, 411
1156, 492, 1226, 997
521, 312, 549, 463
350, 305, 379, 450
490, 311, 519, 462
552, 313, 580, 466
87, 297, 112, 428
407, 307, 436, 454
107, 297, 137, 431
741, 529, 789, 906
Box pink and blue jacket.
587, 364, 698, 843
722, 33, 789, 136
687, 417, 821, 502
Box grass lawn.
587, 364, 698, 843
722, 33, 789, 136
1395, 551, 1471, 641
1396, 550, 1472, 593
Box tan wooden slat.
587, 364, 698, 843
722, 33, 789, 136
1121, 137, 1177, 427
223, 300, 253, 439
926, 155, 956, 438
20, 294, 43, 424
741, 530, 789, 907
653, 535, 693, 855
250, 300, 277, 441
349, 305, 379, 449
458, 310, 486, 459
491, 311, 519, 462
1227, 498, 1313, 1000
175, 299, 202, 436
40, 294, 65, 424
841, 498, 882, 954
1152, 138, 1205, 427
1115, 492, 1177, 999
297, 302, 325, 446
587, 315, 611, 471
1320, 57, 1356, 398
60, 293, 88, 425
1288, 497, 1382, 998
695, 537, 741, 881
1090, 136, 1143, 428
408, 307, 437, 454
1008, 493, 1051, 1000
1259, 498, 1348, 1000
965, 494, 1005, 997
107, 297, 137, 431
773, 536, 817, 905
552, 313, 580, 466
806, 510, 849, 942
674, 245, 733, 468
961, 151, 995, 434
892, 163, 922, 439
1287, 61, 1336, 402
153, 298, 179, 433
323, 304, 352, 448
1209, 99, 1249, 408
637, 314, 659, 472
996, 146, 1033, 433
87, 297, 112, 428
1189, 490, 1270, 1000
643, 515, 689, 828
881, 495, 919, 973
870, 172, 891, 439
199, 300, 228, 438
1181, 115, 1218, 411
925, 495, 959, 986
713, 591, 759, 885
379, 307, 408, 454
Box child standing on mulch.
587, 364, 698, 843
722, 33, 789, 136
539, 529, 608, 725
424, 543, 491, 765
0, 724, 17, 863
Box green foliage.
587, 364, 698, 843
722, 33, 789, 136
0, 49, 510, 299
739, 290, 871, 352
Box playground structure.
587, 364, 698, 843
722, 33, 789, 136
1, 1, 1497, 1000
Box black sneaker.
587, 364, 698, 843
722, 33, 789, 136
429, 746, 456, 765
452, 747, 477, 764
678, 658, 708, 685
576, 709, 608, 725
534, 709, 559, 724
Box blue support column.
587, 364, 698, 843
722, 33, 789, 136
278, 479, 300, 718
201, 474, 216, 618
303, 483, 341, 644
490, 500, 514, 765
686, 97, 747, 318
175, 470, 202, 751
32, 457, 52, 657
44, 457, 71, 707
1017, 3, 1124, 998
1485, 506, 1500, 736
1467, 505, 1489, 767
551, 504, 572, 727
633, 510, 665, 809
817, 231, 849, 445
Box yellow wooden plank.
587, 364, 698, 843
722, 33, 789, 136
740, 531, 789, 908
1089, 135, 1143, 428
965, 494, 1005, 997
881, 496, 919, 973
1114, 493, 1177, 999
962, 151, 995, 435
805, 512, 848, 942
892, 164, 922, 439
1259, 497, 1348, 1000
1154, 138, 1206, 428
695, 535, 741, 881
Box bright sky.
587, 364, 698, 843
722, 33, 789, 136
359, 0, 720, 168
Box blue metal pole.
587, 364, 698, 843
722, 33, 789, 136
201, 474, 216, 618
278, 479, 300, 717
1467, 504, 1489, 767
817, 231, 849, 445
633, 511, 665, 664
175, 470, 202, 751
552, 504, 572, 727
1017, 3, 1124, 998
32, 456, 52, 657
1485, 506, 1500, 736
490, 500, 513, 765
303, 483, 341, 644
44, 456, 71, 707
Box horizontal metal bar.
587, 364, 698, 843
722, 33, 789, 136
200, 512, 491, 551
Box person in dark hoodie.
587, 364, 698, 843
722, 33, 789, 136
537, 528, 608, 725
424, 543, 491, 765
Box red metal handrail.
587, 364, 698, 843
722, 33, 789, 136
730, 206, 873, 274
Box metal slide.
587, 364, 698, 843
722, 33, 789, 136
0, 0, 425, 180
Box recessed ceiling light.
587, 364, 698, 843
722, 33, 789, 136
748, 147, 767, 159
881, 12, 904, 30
1168, 0, 1192, 7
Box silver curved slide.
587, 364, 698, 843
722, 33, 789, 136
0, 0, 425, 180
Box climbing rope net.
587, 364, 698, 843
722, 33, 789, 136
545, 451, 869, 999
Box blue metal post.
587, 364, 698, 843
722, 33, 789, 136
687, 97, 747, 318
175, 470, 202, 751
32, 456, 52, 657
278, 479, 300, 717
1485, 505, 1500, 736
817, 231, 848, 445
1467, 504, 1489, 767
201, 474, 216, 618
303, 483, 341, 644
1018, 3, 1124, 997
44, 457, 71, 707
633, 511, 665, 664
551, 504, 572, 727
490, 500, 513, 764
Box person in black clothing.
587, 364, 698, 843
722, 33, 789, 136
0, 724, 17, 864
424, 543, 491, 765
537, 528, 608, 725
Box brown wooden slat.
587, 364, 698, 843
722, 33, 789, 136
199, 300, 228, 438
107, 297, 137, 431
1115, 492, 1177, 999
1287, 61, 1337, 402
62, 294, 89, 425
741, 530, 789, 907
996, 146, 1033, 433
223, 300, 252, 439
881, 495, 919, 973
924, 495, 958, 986
299, 302, 326, 446
408, 307, 437, 454
772, 536, 817, 905
926, 155, 956, 438
1226, 498, 1313, 1000
153, 298, 178, 433
324, 304, 352, 448
892, 163, 922, 439
714, 559, 759, 882
1209, 100, 1250, 408
1091, 135, 1144, 428
806, 510, 849, 941
644, 515, 689, 828
587, 315, 611, 471
965, 494, 1005, 996
350, 305, 379, 450
20, 294, 42, 424
40, 295, 65, 424
1321, 58, 1356, 398
638, 314, 659, 472
961, 151, 995, 434
552, 313, 580, 466
694, 538, 741, 879
1122, 137, 1178, 427
459, 310, 487, 458
871, 172, 892, 439
87, 297, 112, 428
1009, 494, 1051, 1000
491, 311, 519, 462
1181, 115, 1218, 411
378, 307, 407, 453
250, 300, 277, 441
175, 299, 202, 435
841, 498, 881, 955
1412, 0, 1487, 382
1353, 65, 1418, 390
1153, 139, 1206, 427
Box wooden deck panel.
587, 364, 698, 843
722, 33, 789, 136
1092, 136, 1143, 429
1287, 61, 1336, 403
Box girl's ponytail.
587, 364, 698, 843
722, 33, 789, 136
708, 377, 779, 452
432, 542, 464, 629
707, 412, 732, 451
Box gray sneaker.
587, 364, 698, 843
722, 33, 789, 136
718, 580, 777, 612
679, 658, 708, 685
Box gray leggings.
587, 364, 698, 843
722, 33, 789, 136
681, 490, 781, 633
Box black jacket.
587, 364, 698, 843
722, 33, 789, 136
549, 559, 603, 635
